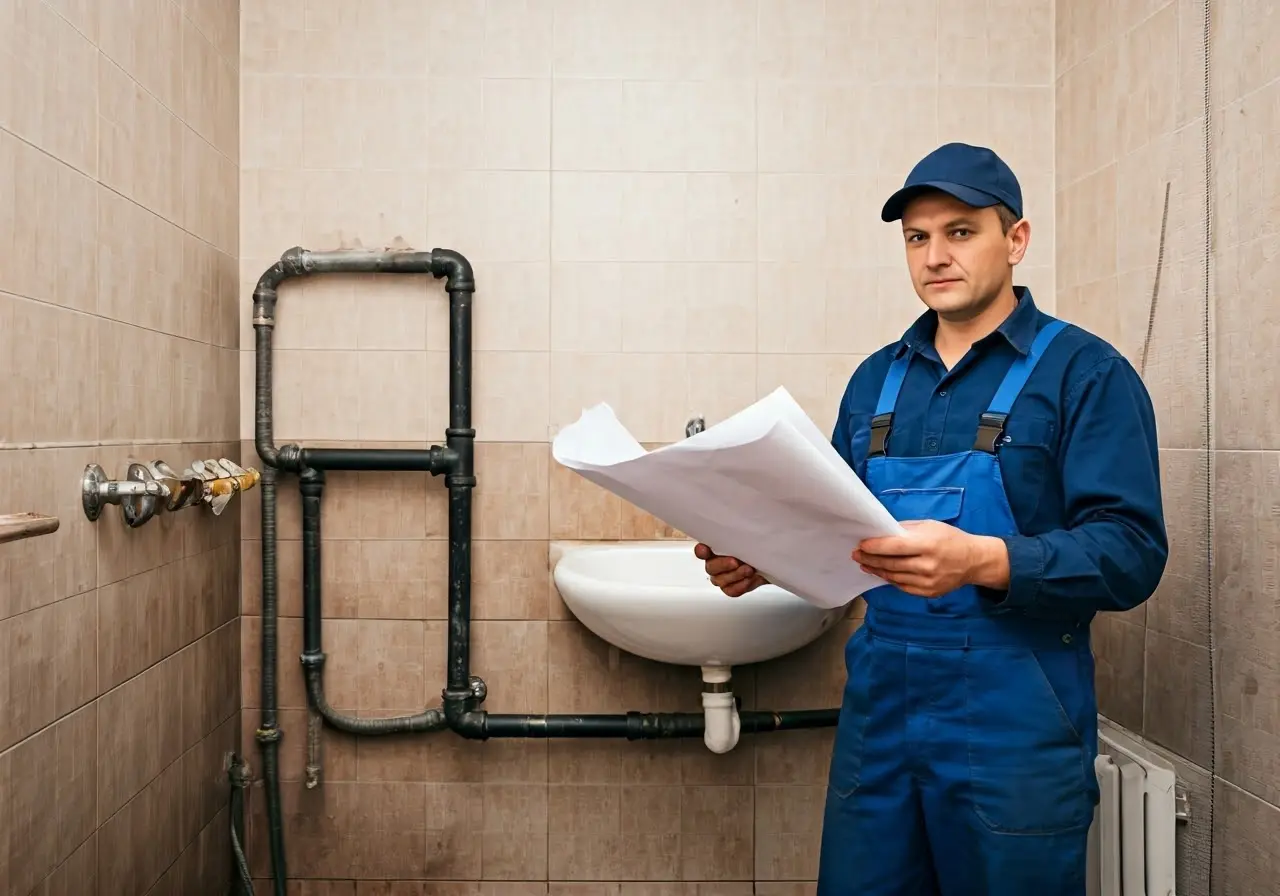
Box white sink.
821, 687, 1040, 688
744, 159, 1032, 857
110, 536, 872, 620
551, 540, 847, 668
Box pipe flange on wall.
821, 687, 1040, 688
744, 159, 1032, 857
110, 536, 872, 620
81, 462, 164, 526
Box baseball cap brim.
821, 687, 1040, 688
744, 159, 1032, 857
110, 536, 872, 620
880, 181, 1006, 222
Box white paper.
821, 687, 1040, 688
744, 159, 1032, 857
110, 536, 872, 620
551, 386, 905, 609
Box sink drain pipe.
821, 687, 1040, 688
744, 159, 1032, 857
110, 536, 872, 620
251, 246, 840, 895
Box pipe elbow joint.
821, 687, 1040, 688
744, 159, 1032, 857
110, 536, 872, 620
430, 248, 475, 292
451, 712, 488, 740
442, 692, 487, 739
254, 246, 307, 294
255, 438, 280, 469
280, 245, 310, 277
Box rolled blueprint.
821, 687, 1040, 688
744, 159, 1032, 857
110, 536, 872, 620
551, 387, 905, 610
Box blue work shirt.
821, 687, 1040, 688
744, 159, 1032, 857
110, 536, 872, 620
831, 287, 1168, 621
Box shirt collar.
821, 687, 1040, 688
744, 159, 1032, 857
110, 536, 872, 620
894, 286, 1040, 359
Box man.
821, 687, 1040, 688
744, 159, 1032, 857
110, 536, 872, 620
695, 142, 1168, 895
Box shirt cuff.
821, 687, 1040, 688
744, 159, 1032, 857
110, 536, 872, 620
980, 535, 1046, 610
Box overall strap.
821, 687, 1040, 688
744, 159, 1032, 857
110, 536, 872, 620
974, 318, 1070, 453
867, 354, 912, 458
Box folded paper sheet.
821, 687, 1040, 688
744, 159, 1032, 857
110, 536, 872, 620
551, 387, 905, 610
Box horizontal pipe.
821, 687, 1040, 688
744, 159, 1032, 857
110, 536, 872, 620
298, 446, 457, 474
445, 706, 839, 740
255, 247, 474, 291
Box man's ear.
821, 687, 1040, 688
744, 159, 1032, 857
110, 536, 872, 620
1006, 218, 1031, 265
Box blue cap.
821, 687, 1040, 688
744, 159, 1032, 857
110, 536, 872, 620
880, 142, 1023, 222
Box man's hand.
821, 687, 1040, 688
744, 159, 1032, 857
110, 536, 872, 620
694, 543, 767, 598
853, 520, 1010, 598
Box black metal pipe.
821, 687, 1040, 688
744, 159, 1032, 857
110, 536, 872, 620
250, 247, 475, 894
253, 246, 474, 473
445, 708, 839, 740
298, 447, 457, 473
299, 469, 324, 654
227, 754, 255, 896
253, 465, 286, 896
299, 467, 449, 736
444, 281, 477, 700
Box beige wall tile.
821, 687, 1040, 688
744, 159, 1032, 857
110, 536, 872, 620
1091, 613, 1146, 735
0, 131, 99, 312
2, 0, 98, 175
1143, 628, 1214, 768
1146, 450, 1210, 645
430, 78, 553, 172
1215, 235, 1280, 450
1213, 451, 1280, 807
1212, 780, 1280, 894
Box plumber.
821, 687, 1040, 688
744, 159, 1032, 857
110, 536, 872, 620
696, 142, 1168, 895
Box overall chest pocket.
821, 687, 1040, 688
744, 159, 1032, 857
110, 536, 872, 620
876, 486, 965, 524
996, 414, 1059, 516
999, 414, 1058, 454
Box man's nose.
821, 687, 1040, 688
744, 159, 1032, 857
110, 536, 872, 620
925, 242, 952, 268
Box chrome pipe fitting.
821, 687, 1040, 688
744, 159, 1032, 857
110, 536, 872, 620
81, 457, 262, 528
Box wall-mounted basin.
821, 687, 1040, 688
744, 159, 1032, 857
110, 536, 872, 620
551, 540, 848, 668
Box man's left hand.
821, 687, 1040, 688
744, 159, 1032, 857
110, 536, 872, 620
853, 520, 1010, 598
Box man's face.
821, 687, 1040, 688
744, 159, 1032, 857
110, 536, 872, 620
899, 191, 1029, 321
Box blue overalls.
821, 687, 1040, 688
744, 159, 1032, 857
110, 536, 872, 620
816, 318, 1099, 896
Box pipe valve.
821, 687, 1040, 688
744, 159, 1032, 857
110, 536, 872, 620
82, 457, 261, 528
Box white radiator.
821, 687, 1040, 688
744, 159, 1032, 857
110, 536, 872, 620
1086, 717, 1181, 896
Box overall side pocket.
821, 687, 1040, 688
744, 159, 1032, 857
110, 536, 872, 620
964, 645, 1095, 835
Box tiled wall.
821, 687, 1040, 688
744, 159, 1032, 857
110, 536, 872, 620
0, 1, 241, 894
238, 0, 1053, 888
1056, 0, 1280, 892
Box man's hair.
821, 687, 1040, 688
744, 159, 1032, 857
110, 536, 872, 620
994, 203, 1021, 234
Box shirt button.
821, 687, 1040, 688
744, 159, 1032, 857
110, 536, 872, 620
1061, 634, 1073, 645
938, 390, 947, 396
927, 438, 938, 450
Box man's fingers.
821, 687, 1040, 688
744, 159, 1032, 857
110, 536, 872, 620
854, 552, 922, 573
855, 535, 925, 558
706, 555, 745, 577
694, 545, 764, 597
861, 566, 925, 585
712, 564, 755, 588
722, 574, 764, 598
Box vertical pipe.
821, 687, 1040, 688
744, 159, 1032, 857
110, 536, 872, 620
300, 468, 324, 656
257, 465, 287, 896
253, 289, 280, 469
446, 485, 473, 694
446, 285, 476, 697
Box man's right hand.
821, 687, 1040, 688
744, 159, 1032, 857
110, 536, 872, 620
694, 542, 767, 598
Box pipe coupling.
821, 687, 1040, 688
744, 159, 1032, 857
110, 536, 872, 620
276, 444, 304, 472
300, 651, 326, 671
